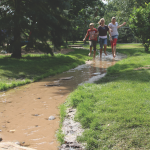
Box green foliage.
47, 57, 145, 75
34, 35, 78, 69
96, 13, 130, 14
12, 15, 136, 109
66, 0, 104, 42
130, 2, 150, 51
0, 0, 103, 57
104, 0, 150, 43
106, 0, 150, 22
0, 0, 71, 57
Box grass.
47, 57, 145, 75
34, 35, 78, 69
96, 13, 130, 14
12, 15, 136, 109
0, 49, 94, 91
59, 43, 150, 149
56, 104, 66, 144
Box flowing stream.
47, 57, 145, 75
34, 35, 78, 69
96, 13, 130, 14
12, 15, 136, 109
0, 52, 126, 150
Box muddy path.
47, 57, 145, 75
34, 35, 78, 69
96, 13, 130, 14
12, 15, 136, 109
0, 52, 126, 150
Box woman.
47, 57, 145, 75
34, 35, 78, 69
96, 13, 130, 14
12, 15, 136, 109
97, 18, 110, 57
108, 17, 126, 58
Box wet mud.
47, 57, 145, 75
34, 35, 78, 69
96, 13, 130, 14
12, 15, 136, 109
0, 52, 126, 150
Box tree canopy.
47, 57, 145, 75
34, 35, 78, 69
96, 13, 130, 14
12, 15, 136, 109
130, 2, 150, 51
0, 0, 99, 58
1, 0, 150, 56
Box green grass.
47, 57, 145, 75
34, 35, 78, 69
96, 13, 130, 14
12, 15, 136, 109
0, 49, 93, 91
61, 43, 150, 149
56, 104, 66, 144
68, 41, 145, 56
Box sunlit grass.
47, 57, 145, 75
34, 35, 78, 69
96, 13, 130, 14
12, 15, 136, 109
61, 43, 150, 149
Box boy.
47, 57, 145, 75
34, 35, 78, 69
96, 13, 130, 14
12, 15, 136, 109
83, 23, 98, 58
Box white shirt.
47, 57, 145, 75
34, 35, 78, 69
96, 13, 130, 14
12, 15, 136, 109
108, 22, 119, 36
99, 35, 107, 39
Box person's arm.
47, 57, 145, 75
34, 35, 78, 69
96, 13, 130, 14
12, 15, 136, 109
95, 30, 99, 36
83, 32, 89, 41
108, 28, 111, 37
108, 26, 112, 37
117, 22, 126, 29
108, 23, 113, 32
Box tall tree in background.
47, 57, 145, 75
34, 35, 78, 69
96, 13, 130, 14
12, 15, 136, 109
0, 0, 104, 58
0, 0, 71, 58
130, 2, 150, 51
103, 0, 150, 43
13, 0, 21, 58
66, 0, 105, 42
105, 0, 150, 22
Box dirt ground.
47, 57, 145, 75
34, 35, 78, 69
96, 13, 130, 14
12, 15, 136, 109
0, 48, 75, 150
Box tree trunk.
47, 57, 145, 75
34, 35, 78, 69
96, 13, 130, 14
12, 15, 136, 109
11, 0, 21, 58
28, 18, 36, 48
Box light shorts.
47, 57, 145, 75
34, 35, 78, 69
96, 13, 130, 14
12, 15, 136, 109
112, 35, 118, 40
89, 40, 97, 51
99, 37, 107, 49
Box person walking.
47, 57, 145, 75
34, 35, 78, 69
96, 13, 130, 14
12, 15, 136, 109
108, 17, 126, 58
83, 23, 98, 59
97, 18, 110, 57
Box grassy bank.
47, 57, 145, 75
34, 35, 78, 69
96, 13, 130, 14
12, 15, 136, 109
60, 44, 150, 149
0, 49, 93, 91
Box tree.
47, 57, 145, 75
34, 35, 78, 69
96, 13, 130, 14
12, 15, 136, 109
103, 0, 150, 43
106, 0, 150, 22
130, 2, 150, 51
0, 0, 102, 58
0, 0, 70, 58
66, 0, 105, 43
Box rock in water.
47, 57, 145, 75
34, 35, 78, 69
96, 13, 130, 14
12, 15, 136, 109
48, 116, 55, 120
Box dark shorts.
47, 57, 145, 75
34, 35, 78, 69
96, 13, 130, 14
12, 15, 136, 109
89, 40, 97, 51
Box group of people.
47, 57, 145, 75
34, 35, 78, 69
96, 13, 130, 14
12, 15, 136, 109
83, 17, 126, 58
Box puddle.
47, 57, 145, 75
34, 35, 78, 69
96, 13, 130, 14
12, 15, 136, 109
0, 52, 126, 150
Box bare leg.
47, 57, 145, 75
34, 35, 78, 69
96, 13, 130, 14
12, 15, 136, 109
100, 48, 103, 57
110, 41, 113, 57
104, 44, 107, 56
93, 50, 96, 59
113, 46, 116, 57
113, 39, 117, 57
88, 47, 92, 56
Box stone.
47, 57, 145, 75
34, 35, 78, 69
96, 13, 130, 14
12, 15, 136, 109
9, 130, 16, 133
32, 114, 39, 116
60, 76, 73, 80
48, 116, 55, 120
0, 137, 3, 142
15, 141, 21, 145
0, 142, 36, 150
45, 83, 60, 86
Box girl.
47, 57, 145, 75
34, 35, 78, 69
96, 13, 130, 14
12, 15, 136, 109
108, 17, 126, 58
97, 18, 110, 57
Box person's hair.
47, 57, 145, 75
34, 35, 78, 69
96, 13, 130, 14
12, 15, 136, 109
89, 23, 94, 27
111, 17, 116, 21
98, 18, 105, 25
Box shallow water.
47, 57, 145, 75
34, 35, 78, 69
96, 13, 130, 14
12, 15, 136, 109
0, 52, 126, 150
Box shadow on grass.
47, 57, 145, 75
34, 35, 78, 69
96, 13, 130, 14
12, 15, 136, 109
0, 54, 83, 80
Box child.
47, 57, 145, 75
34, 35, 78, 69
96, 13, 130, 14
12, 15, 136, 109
108, 17, 126, 58
83, 23, 98, 58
